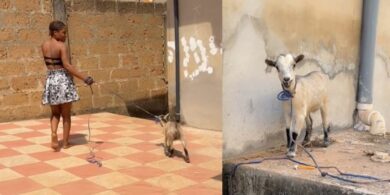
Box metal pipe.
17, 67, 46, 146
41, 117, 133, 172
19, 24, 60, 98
357, 0, 379, 106
173, 0, 180, 122
355, 0, 386, 136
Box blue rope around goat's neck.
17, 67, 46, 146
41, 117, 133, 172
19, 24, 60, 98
277, 90, 294, 101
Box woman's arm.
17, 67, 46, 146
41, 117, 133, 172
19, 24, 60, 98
59, 43, 87, 81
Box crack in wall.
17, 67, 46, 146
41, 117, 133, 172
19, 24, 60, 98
376, 50, 390, 78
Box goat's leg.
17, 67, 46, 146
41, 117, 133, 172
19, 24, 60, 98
287, 115, 305, 158
302, 115, 313, 146
286, 128, 291, 149
283, 101, 292, 149
164, 136, 174, 157
180, 139, 190, 163
320, 106, 330, 147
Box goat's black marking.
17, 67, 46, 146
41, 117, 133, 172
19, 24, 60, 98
286, 128, 290, 148
289, 132, 298, 152
304, 115, 313, 143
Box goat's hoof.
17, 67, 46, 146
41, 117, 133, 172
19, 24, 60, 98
323, 137, 331, 147
323, 140, 331, 147
185, 157, 190, 163
286, 151, 296, 158
164, 149, 171, 157
168, 149, 174, 157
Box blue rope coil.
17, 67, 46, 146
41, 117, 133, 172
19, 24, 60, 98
277, 90, 293, 101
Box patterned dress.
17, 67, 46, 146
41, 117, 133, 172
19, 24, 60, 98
42, 69, 80, 105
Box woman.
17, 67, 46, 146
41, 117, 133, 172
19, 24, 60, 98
41, 21, 94, 151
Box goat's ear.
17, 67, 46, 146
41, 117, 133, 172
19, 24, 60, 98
265, 59, 276, 67
294, 54, 304, 63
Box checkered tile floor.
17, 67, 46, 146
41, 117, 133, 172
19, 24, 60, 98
0, 112, 221, 195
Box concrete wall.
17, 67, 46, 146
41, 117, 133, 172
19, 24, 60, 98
166, 0, 222, 131
0, 0, 167, 122
223, 0, 364, 159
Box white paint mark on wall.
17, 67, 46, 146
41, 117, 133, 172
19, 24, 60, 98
167, 36, 221, 80
209, 36, 219, 55
182, 36, 219, 80
181, 37, 190, 67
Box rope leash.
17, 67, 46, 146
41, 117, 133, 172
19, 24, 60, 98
230, 144, 390, 185
84, 84, 165, 167
85, 86, 103, 167
98, 84, 164, 127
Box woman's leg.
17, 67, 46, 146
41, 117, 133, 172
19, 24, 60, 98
61, 103, 72, 148
50, 105, 61, 150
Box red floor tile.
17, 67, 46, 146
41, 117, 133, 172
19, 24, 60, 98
95, 126, 128, 133
12, 162, 57, 176
104, 120, 133, 126
30, 150, 69, 161
134, 126, 163, 133
114, 181, 168, 195
0, 123, 21, 131
187, 142, 208, 151
125, 152, 165, 164
92, 141, 120, 150
92, 133, 123, 141
53, 179, 106, 194
70, 125, 87, 132
122, 166, 165, 180
129, 142, 160, 152
0, 113, 221, 194
1, 140, 34, 148
132, 133, 161, 141
15, 131, 47, 139
65, 164, 112, 179
0, 149, 21, 158
77, 150, 117, 162
173, 166, 220, 182
27, 124, 51, 131
0, 178, 43, 195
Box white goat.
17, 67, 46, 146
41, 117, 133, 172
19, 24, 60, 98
265, 54, 330, 157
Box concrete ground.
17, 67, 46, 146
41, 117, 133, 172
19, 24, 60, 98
0, 112, 221, 195
224, 129, 390, 195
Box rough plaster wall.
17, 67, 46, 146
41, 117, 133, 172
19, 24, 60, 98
223, 0, 362, 159
374, 0, 390, 133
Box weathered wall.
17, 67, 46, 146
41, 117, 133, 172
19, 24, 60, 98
66, 0, 167, 118
0, 0, 53, 121
223, 0, 363, 159
0, 0, 167, 122
374, 0, 390, 128
166, 0, 222, 131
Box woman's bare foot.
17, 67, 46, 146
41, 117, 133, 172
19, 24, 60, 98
62, 142, 72, 149
51, 133, 59, 151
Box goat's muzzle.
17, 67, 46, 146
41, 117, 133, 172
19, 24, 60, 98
282, 80, 292, 88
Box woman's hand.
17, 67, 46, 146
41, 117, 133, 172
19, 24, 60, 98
84, 76, 94, 85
